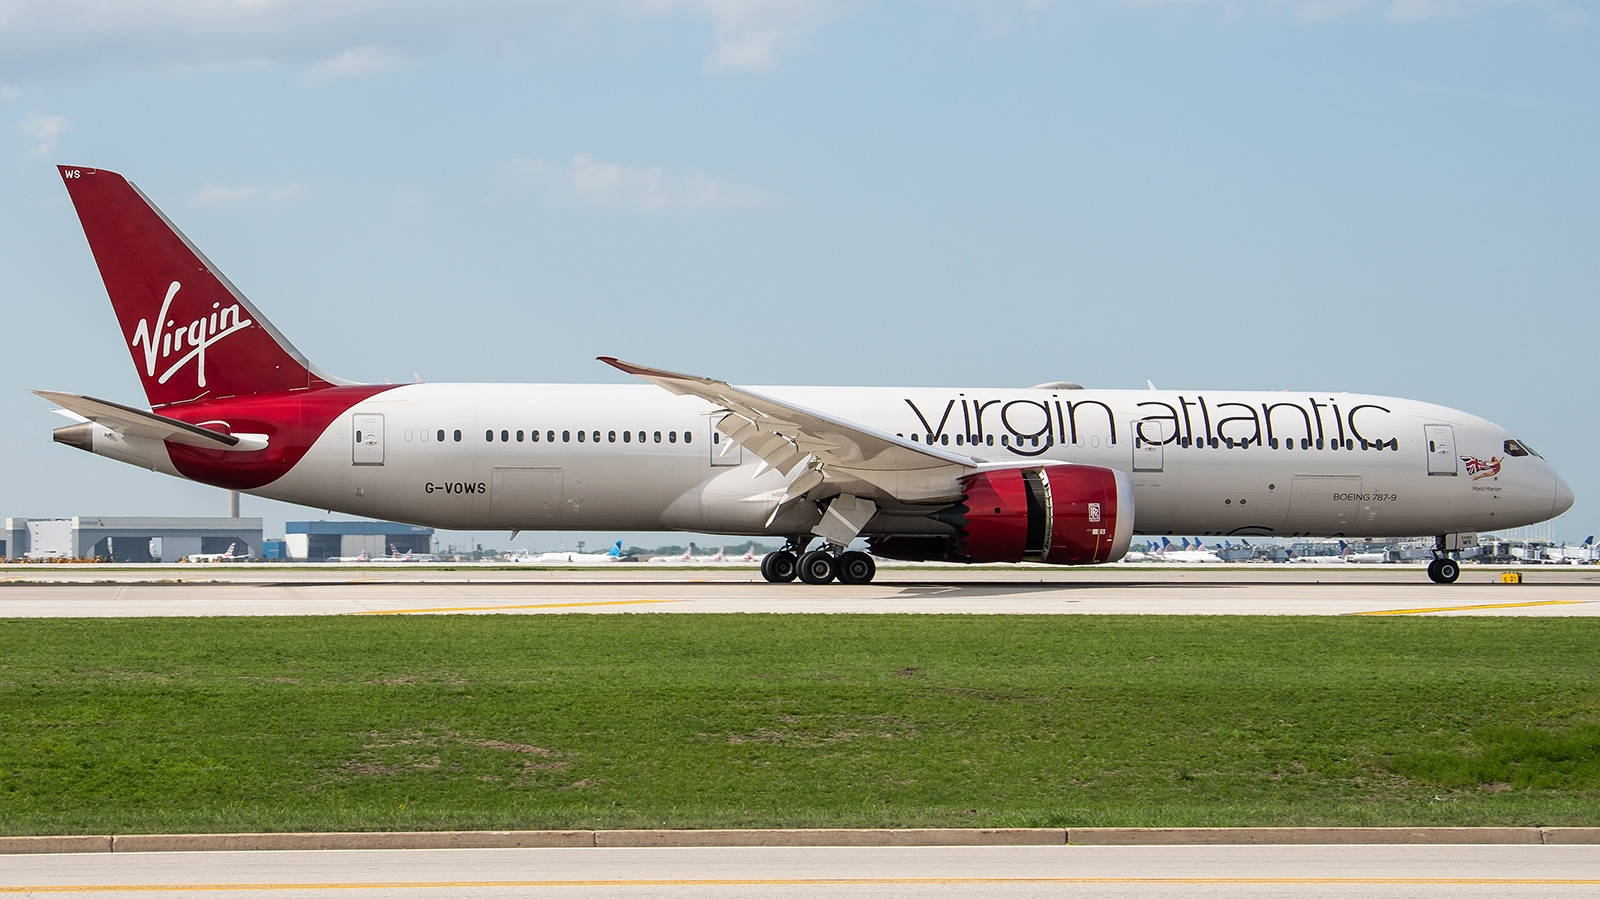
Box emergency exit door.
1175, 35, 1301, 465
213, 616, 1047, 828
1424, 424, 1456, 476
353, 414, 384, 465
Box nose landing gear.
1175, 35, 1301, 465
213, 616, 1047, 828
1427, 534, 1463, 584
1427, 557, 1461, 584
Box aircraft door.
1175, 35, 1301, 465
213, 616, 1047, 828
1424, 425, 1457, 476
353, 414, 384, 465
1132, 418, 1171, 472
710, 416, 741, 466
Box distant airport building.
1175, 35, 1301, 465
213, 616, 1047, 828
284, 520, 434, 562
2, 516, 264, 561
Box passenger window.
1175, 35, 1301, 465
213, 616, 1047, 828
531, 430, 540, 443
608, 431, 616, 443
485, 430, 494, 442
1268, 438, 1278, 449
548, 431, 556, 443
578, 431, 586, 443
436, 429, 445, 442
955, 435, 965, 446
638, 431, 646, 443
501, 430, 509, 442
355, 430, 363, 442
654, 431, 662, 443
592, 431, 600, 443
986, 435, 994, 446
453, 430, 461, 442
624, 431, 631, 443
669, 431, 677, 443
684, 431, 692, 444
562, 430, 571, 442
516, 430, 524, 442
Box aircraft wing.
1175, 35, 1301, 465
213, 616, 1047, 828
599, 357, 975, 504
34, 390, 266, 451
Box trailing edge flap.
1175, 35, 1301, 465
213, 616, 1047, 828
598, 357, 976, 497
34, 390, 264, 451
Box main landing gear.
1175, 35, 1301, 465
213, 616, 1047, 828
760, 538, 877, 585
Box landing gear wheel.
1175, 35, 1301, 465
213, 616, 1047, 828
837, 551, 876, 585
798, 550, 838, 584
762, 551, 798, 583
1428, 558, 1460, 584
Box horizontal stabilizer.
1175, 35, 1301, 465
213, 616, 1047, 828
33, 390, 266, 451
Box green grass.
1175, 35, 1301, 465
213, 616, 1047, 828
1, 615, 1596, 835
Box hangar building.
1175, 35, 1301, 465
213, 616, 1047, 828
285, 520, 435, 561
3, 516, 265, 561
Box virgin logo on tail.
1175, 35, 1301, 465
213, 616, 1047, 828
130, 281, 255, 388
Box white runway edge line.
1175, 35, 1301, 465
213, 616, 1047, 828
4, 827, 1600, 854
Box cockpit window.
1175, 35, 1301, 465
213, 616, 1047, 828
1504, 439, 1541, 458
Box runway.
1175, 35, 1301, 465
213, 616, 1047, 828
1, 565, 1597, 617
5, 844, 1600, 898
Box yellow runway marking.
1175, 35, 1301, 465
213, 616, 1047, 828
357, 599, 683, 615
7, 876, 1600, 892
1355, 600, 1592, 616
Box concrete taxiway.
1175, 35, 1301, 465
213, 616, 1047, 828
0, 566, 1596, 617
4, 844, 1599, 897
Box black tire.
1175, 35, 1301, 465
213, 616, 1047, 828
1436, 558, 1460, 584
837, 551, 876, 585
763, 551, 798, 583
798, 550, 838, 585
1426, 559, 1442, 583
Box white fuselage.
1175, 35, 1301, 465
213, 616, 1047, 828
171, 382, 1564, 540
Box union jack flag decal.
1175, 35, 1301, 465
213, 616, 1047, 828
1461, 455, 1502, 480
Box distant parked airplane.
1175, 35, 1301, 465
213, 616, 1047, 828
187, 542, 241, 563
513, 539, 627, 564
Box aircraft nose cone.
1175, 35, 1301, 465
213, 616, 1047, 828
1552, 472, 1575, 518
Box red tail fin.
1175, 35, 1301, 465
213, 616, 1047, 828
58, 165, 346, 408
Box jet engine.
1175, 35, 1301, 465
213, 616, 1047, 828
871, 463, 1134, 565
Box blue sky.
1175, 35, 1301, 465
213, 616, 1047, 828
3, 1, 1595, 551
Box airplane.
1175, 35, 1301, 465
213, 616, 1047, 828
187, 542, 241, 563
369, 543, 438, 562
36, 165, 1575, 586
1156, 537, 1223, 564
512, 539, 627, 564
1337, 540, 1388, 564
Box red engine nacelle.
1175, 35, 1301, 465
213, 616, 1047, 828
874, 464, 1134, 565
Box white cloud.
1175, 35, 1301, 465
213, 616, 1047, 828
1385, 0, 1520, 20
509, 153, 777, 212
1120, 0, 1535, 19
0, 1, 869, 81
190, 183, 304, 207
21, 112, 66, 156
300, 45, 411, 84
